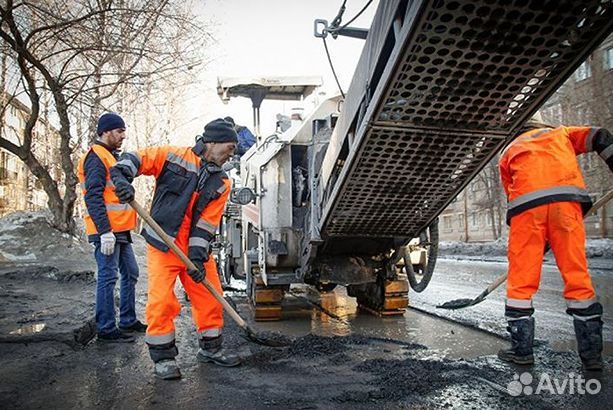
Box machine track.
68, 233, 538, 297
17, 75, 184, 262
248, 271, 288, 321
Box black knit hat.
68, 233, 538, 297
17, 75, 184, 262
97, 113, 125, 136
201, 118, 238, 143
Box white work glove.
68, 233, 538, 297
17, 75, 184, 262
100, 232, 116, 256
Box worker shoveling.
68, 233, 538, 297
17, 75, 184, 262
130, 200, 292, 348
133, 199, 292, 349
438, 168, 613, 311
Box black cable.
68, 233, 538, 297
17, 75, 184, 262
330, 0, 348, 28
322, 0, 374, 99
328, 0, 373, 33
322, 36, 346, 99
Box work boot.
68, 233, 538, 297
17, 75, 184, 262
119, 320, 148, 333
197, 335, 241, 367
154, 359, 181, 380
573, 317, 603, 371
97, 329, 135, 343
498, 317, 535, 365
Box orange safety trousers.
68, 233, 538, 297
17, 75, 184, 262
145, 243, 223, 344
507, 201, 596, 308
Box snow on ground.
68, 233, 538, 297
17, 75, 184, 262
439, 237, 613, 258
0, 211, 94, 271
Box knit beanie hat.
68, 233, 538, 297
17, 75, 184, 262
201, 118, 238, 143
97, 113, 126, 135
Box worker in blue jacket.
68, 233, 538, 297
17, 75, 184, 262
224, 116, 256, 156
77, 113, 147, 342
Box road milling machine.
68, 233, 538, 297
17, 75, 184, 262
216, 0, 613, 320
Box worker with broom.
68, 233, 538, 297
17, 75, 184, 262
110, 118, 240, 380
498, 112, 613, 371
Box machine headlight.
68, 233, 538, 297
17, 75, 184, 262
230, 187, 256, 205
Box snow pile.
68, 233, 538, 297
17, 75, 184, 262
0, 210, 94, 269
585, 238, 613, 258
439, 238, 612, 258
438, 238, 507, 258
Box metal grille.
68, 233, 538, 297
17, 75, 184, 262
325, 128, 501, 236
323, 0, 613, 238
378, 0, 613, 131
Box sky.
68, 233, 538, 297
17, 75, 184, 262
174, 0, 379, 142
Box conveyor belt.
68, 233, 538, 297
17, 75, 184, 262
320, 0, 613, 239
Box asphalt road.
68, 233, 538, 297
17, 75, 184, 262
1, 257, 612, 409
409, 257, 613, 353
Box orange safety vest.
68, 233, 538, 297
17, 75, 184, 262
77, 144, 137, 235
499, 126, 598, 222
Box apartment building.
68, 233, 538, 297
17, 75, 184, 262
0, 94, 62, 217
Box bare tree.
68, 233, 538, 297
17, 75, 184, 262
0, 0, 210, 233
473, 155, 506, 240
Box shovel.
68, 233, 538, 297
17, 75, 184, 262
437, 189, 613, 310
129, 200, 292, 347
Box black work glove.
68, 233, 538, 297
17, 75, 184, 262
110, 166, 135, 203
113, 177, 135, 203
188, 263, 206, 283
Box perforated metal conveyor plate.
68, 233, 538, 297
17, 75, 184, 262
323, 0, 613, 238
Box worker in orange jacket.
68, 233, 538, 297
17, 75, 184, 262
110, 118, 239, 380
498, 112, 613, 370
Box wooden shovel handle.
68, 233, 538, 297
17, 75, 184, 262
129, 200, 248, 330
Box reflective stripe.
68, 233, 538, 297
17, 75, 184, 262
116, 158, 138, 177
508, 186, 589, 211
572, 314, 601, 322
128, 152, 142, 168
217, 184, 227, 194
566, 298, 598, 309
502, 129, 551, 157
83, 203, 130, 216
507, 316, 532, 321
197, 328, 222, 337
521, 128, 551, 141
585, 127, 599, 152
166, 152, 198, 173
143, 225, 176, 243
145, 331, 175, 345
106, 203, 131, 212
189, 237, 210, 249
80, 180, 114, 190
599, 144, 613, 161
506, 298, 533, 309
196, 219, 217, 234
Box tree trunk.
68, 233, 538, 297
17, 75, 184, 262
463, 192, 469, 242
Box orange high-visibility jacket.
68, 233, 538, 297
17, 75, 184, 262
77, 144, 137, 235
112, 146, 231, 263
499, 126, 604, 223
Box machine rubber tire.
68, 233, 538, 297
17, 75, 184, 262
404, 219, 439, 293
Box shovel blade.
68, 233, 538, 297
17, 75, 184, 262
437, 298, 477, 310
241, 328, 293, 347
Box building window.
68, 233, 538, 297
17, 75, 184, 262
443, 215, 452, 230
604, 48, 613, 70
471, 212, 478, 227
575, 61, 591, 81
458, 214, 465, 229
